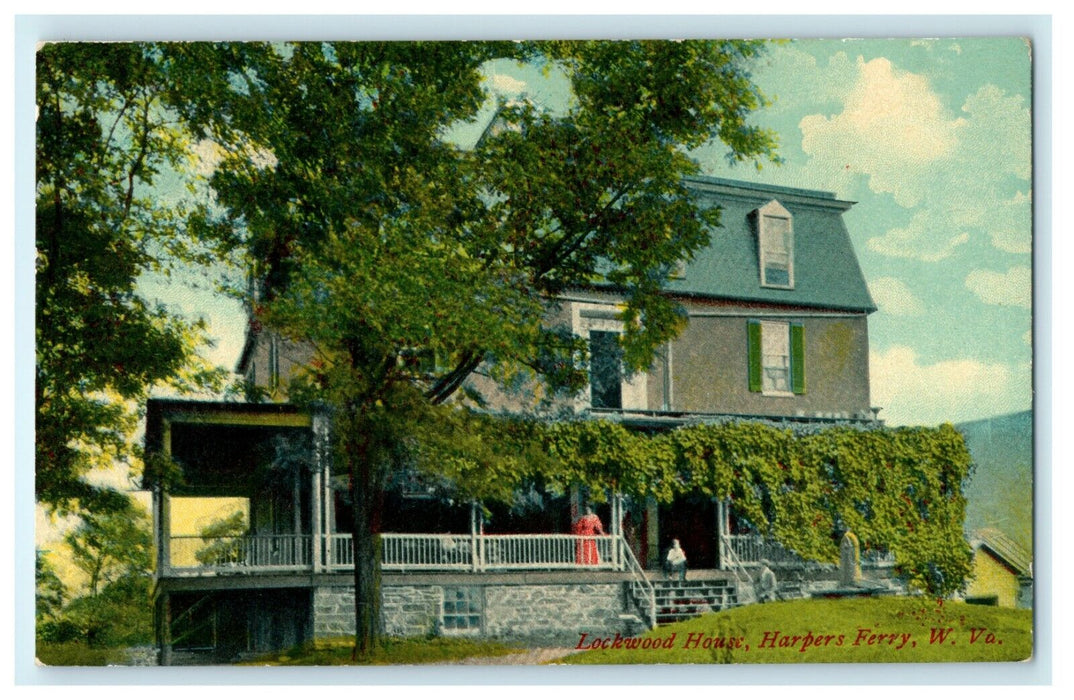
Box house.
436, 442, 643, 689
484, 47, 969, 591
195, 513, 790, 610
146, 176, 879, 663
964, 528, 1033, 609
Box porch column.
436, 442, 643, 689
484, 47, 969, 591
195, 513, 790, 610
159, 593, 172, 666
716, 499, 730, 569
569, 484, 583, 523
312, 404, 332, 571
645, 497, 660, 569
293, 470, 303, 535
311, 461, 322, 572
159, 419, 173, 574
611, 492, 623, 570
470, 502, 482, 572
159, 493, 172, 575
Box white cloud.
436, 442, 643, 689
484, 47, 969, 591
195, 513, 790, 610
985, 190, 1033, 255
867, 209, 970, 262
800, 57, 964, 207
870, 346, 1028, 426
868, 277, 925, 315
965, 266, 1032, 308
957, 85, 1031, 181
487, 73, 527, 97
791, 50, 1031, 261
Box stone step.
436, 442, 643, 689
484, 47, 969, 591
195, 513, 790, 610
631, 578, 742, 625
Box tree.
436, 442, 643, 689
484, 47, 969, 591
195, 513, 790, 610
175, 40, 778, 657
35, 43, 230, 517
35, 550, 67, 627
39, 499, 157, 648
64, 500, 152, 598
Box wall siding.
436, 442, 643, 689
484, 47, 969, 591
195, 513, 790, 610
667, 310, 871, 418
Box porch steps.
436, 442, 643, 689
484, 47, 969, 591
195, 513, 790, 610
651, 578, 739, 625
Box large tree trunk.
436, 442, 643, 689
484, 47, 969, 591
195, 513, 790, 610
345, 407, 387, 661
350, 473, 382, 659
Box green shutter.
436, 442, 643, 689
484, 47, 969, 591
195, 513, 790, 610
790, 322, 806, 395
747, 320, 762, 393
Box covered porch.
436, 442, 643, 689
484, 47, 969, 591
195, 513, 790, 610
147, 399, 878, 581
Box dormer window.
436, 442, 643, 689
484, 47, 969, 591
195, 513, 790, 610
756, 200, 794, 289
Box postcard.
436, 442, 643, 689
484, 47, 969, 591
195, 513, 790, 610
31, 32, 1035, 671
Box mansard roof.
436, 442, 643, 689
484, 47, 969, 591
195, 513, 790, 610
662, 176, 876, 313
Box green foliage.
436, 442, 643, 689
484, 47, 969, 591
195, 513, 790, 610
39, 498, 155, 650
427, 417, 973, 596
193, 510, 248, 565
35, 551, 67, 626
64, 499, 152, 598
45, 573, 154, 648
35, 43, 230, 516
36, 641, 130, 666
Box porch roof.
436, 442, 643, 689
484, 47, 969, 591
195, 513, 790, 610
143, 398, 312, 490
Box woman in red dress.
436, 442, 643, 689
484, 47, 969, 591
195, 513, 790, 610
573, 506, 605, 564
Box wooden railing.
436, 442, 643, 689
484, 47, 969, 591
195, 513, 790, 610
722, 534, 896, 568
620, 536, 657, 627
167, 534, 313, 573
722, 534, 805, 566
477, 534, 616, 571
327, 533, 618, 572
169, 532, 623, 574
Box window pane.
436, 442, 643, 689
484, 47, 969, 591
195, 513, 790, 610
763, 265, 790, 287
442, 587, 482, 633
761, 215, 792, 287
761, 322, 791, 393
589, 330, 622, 409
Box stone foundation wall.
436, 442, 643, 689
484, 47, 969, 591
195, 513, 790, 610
312, 581, 630, 642
312, 586, 356, 638
382, 585, 443, 637
484, 583, 626, 644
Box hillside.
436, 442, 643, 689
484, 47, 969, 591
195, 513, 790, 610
956, 411, 1033, 552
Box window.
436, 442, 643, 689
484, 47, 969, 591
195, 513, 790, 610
589, 330, 623, 409
755, 201, 794, 289
441, 586, 482, 634
574, 304, 648, 411
747, 320, 806, 396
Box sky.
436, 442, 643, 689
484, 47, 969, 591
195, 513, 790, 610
170, 37, 1035, 428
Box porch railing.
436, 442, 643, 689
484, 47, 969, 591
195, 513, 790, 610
620, 536, 656, 627
722, 534, 896, 568
325, 532, 618, 572
722, 534, 805, 566
167, 534, 313, 573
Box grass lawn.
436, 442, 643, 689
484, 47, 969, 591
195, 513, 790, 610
561, 597, 1032, 665
243, 636, 525, 666
36, 641, 131, 666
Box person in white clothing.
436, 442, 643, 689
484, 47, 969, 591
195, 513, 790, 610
664, 539, 688, 581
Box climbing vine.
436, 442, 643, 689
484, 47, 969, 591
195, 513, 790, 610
425, 414, 974, 596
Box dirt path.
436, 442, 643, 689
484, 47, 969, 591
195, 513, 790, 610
437, 647, 577, 665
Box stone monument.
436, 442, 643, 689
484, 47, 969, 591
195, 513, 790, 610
839, 530, 862, 587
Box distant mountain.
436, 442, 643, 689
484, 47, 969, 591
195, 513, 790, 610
956, 411, 1033, 554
